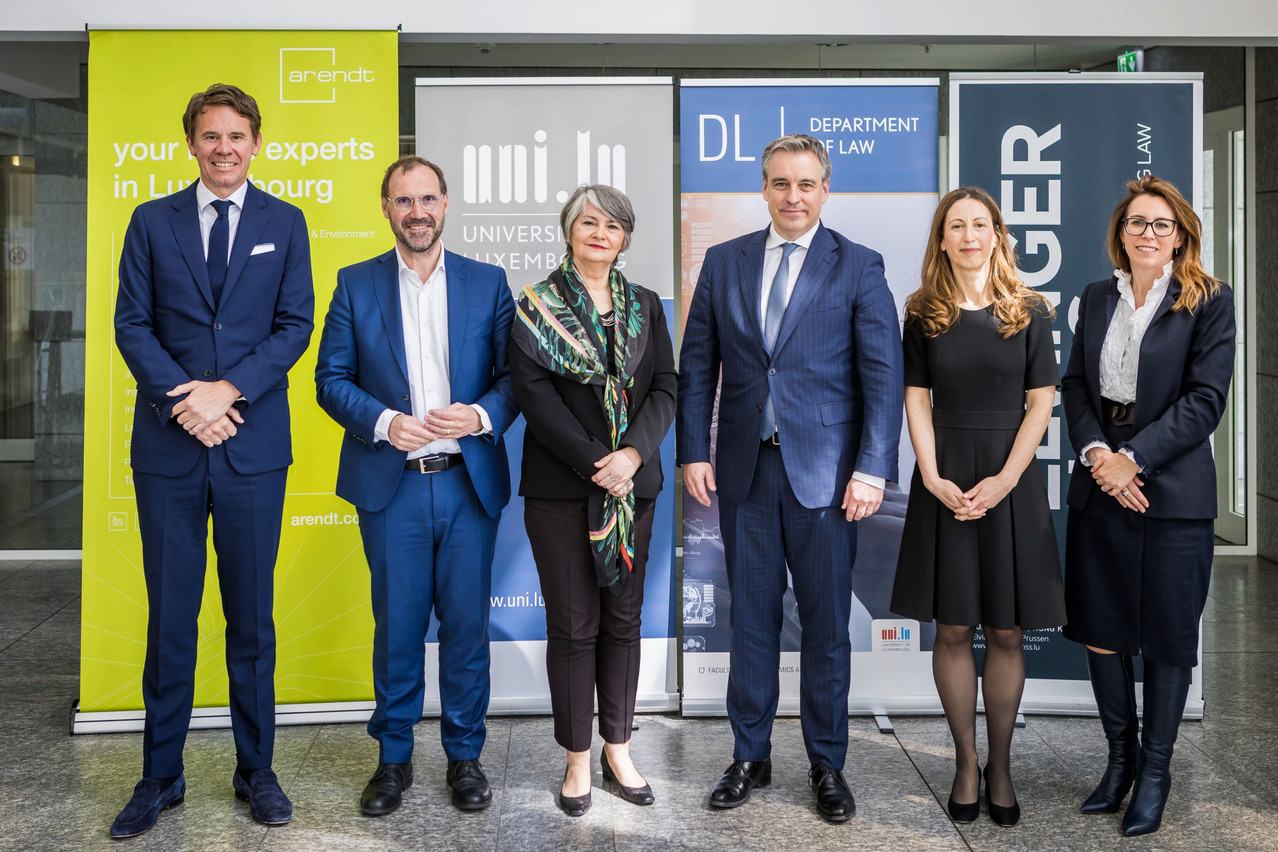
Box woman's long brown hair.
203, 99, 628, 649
904, 186, 1051, 338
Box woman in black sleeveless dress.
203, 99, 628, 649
891, 187, 1066, 827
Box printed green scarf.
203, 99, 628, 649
512, 258, 649, 596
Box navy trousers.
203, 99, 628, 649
718, 442, 857, 769
357, 464, 497, 764
134, 445, 287, 779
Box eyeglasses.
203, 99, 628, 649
388, 194, 443, 213
1123, 216, 1177, 237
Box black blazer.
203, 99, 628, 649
1062, 275, 1235, 519
512, 286, 677, 499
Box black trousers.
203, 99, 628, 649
524, 497, 656, 752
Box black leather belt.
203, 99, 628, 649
762, 433, 781, 447
1103, 398, 1135, 427
405, 453, 465, 474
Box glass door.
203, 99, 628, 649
1203, 106, 1246, 545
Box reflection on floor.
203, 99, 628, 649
0, 462, 81, 549
1, 557, 1276, 851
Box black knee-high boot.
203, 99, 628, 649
1122, 659, 1192, 836
1081, 651, 1139, 813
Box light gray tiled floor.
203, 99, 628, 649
2, 557, 1277, 850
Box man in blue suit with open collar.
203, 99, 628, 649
315, 156, 517, 817
678, 133, 904, 823
111, 84, 314, 837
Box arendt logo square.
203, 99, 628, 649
279, 48, 375, 104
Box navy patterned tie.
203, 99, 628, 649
207, 199, 231, 305
760, 242, 798, 440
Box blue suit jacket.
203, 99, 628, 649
314, 248, 518, 517
1062, 276, 1235, 519
114, 181, 315, 476
677, 223, 904, 509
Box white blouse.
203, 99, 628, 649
1078, 261, 1173, 470
1098, 261, 1174, 404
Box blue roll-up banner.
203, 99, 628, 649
415, 78, 678, 713
679, 80, 942, 715
952, 73, 1204, 715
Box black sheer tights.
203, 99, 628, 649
933, 623, 1024, 808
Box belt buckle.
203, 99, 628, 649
415, 455, 442, 474
765, 433, 780, 447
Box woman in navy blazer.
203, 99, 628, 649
1062, 176, 1235, 836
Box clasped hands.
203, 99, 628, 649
594, 447, 641, 498
168, 379, 242, 447
388, 403, 483, 452
925, 472, 1014, 522
1087, 447, 1148, 514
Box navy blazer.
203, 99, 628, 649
677, 223, 904, 509
114, 181, 314, 477
1062, 276, 1235, 519
314, 248, 518, 517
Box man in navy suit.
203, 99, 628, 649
111, 84, 314, 837
677, 133, 903, 823
315, 156, 517, 817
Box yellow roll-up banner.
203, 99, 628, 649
80, 30, 398, 715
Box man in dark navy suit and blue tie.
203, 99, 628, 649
678, 133, 904, 823
315, 156, 517, 817
111, 84, 314, 837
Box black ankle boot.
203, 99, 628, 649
1081, 651, 1139, 813
1122, 659, 1192, 837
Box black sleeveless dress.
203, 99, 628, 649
890, 304, 1067, 630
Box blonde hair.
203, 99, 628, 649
1106, 175, 1219, 313
904, 186, 1051, 338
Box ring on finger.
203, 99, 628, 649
1121, 488, 1131, 497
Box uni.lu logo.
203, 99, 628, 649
881, 626, 911, 641
463, 129, 626, 205
279, 48, 376, 104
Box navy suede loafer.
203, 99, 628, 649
110, 775, 186, 838
233, 768, 293, 825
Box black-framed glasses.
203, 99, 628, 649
389, 194, 443, 213
1123, 216, 1177, 237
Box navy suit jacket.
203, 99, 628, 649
677, 223, 904, 509
1062, 276, 1235, 519
114, 181, 314, 476
314, 248, 518, 517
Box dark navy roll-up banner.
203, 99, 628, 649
951, 72, 1204, 715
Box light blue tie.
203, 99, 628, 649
760, 242, 798, 440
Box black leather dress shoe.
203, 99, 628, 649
601, 749, 654, 806
361, 762, 412, 817
110, 776, 185, 838
233, 768, 292, 825
809, 765, 856, 823
447, 759, 492, 811
709, 759, 771, 809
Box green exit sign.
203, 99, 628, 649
1118, 49, 1144, 72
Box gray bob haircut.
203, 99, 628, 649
560, 184, 636, 259
761, 133, 832, 183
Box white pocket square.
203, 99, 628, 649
250, 243, 275, 256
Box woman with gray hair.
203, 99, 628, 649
510, 184, 676, 816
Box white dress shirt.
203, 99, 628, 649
195, 180, 247, 263
373, 246, 491, 458
1079, 261, 1173, 469
759, 222, 884, 491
